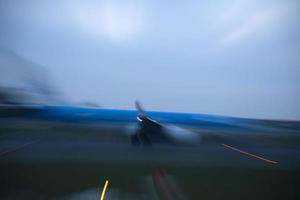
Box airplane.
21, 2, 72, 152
1, 77, 300, 200
1, 48, 299, 151
1, 99, 299, 149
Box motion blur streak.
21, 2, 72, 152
222, 143, 278, 164
100, 180, 109, 200
0, 140, 39, 157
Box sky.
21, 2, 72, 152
0, 0, 299, 120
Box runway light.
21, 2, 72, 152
100, 180, 109, 200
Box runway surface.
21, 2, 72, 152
0, 122, 300, 199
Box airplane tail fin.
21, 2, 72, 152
132, 100, 168, 146
135, 100, 146, 120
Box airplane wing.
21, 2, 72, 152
132, 101, 200, 146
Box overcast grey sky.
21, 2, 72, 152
0, 0, 299, 120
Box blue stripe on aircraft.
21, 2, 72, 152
30, 106, 239, 129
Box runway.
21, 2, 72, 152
0, 128, 299, 167
0, 123, 300, 199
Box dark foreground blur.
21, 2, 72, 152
0, 119, 300, 200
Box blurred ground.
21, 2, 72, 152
0, 119, 300, 199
